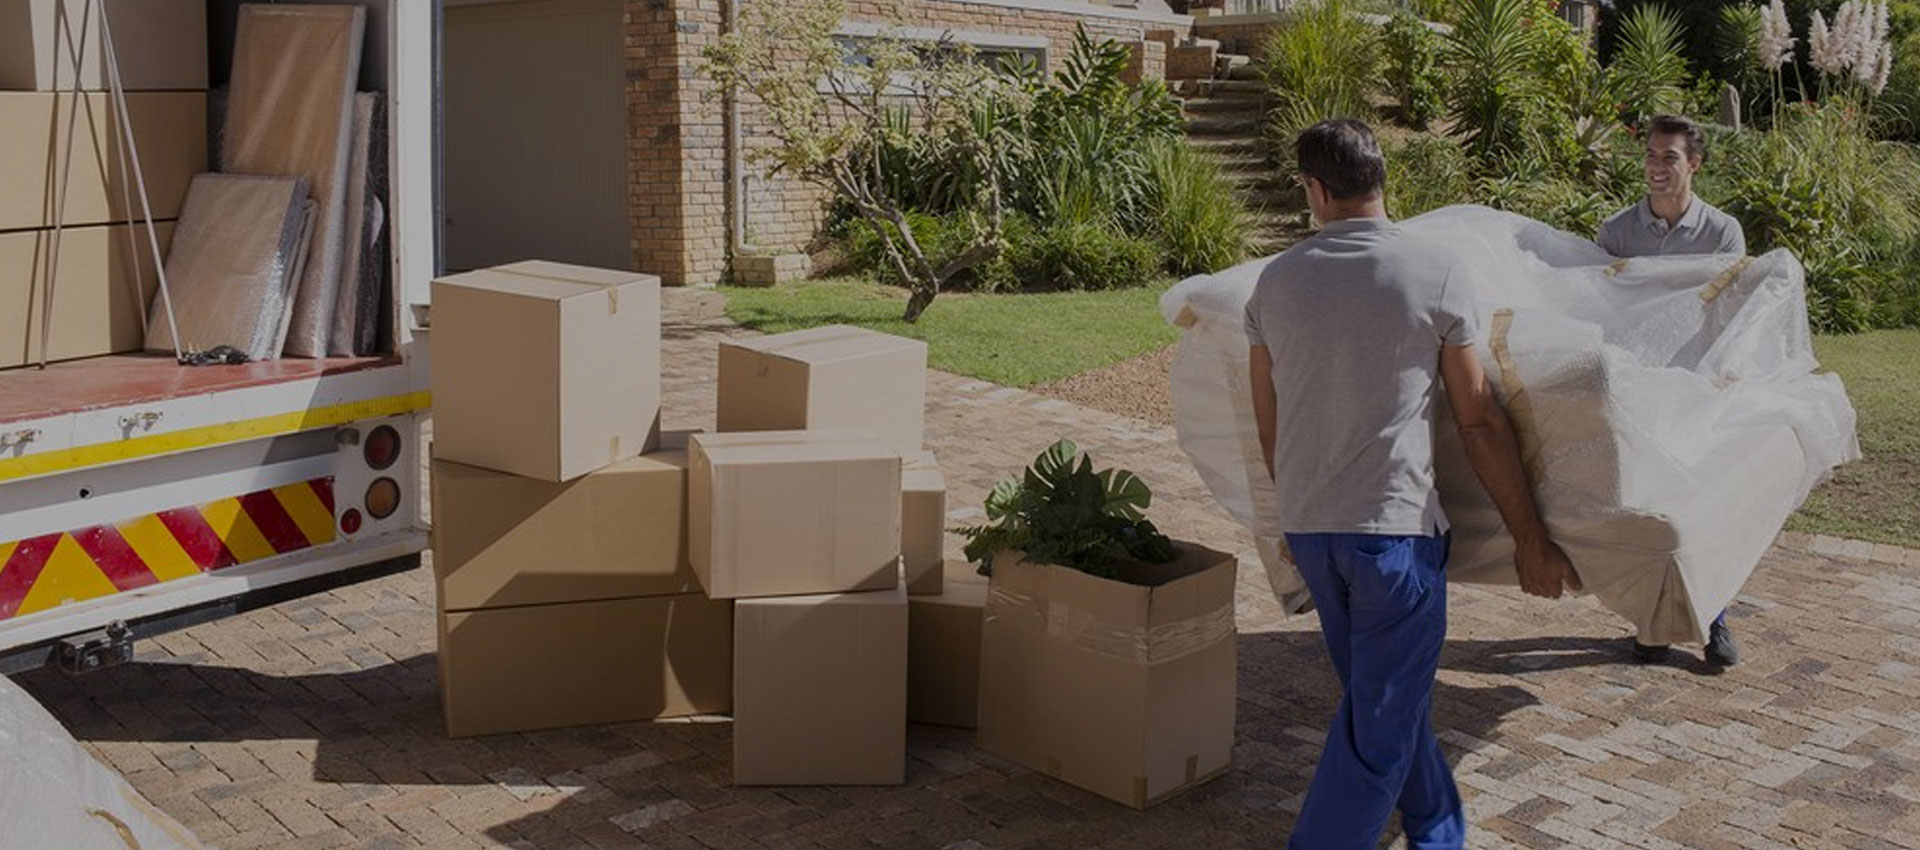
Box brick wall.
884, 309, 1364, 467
625, 0, 728, 287
627, 0, 1192, 286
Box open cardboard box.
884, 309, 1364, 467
976, 541, 1238, 809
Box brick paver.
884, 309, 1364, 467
19, 288, 1920, 849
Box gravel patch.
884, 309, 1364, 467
1028, 344, 1176, 426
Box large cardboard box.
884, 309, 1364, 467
438, 592, 732, 738
432, 260, 661, 482
732, 585, 908, 785
687, 430, 901, 599
2, 221, 171, 369
430, 451, 696, 612
0, 0, 208, 91
976, 542, 1238, 809
716, 324, 928, 456
907, 569, 986, 728
0, 92, 205, 232
902, 459, 947, 595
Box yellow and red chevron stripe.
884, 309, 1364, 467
0, 478, 336, 621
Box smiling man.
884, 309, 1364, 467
1595, 114, 1746, 258
1593, 114, 1749, 669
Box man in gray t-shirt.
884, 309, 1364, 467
1247, 119, 1580, 850
1595, 114, 1746, 258
1595, 114, 1750, 669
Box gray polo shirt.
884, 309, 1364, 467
1595, 196, 1746, 257
1244, 217, 1483, 536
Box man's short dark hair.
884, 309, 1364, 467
1295, 118, 1386, 201
1645, 114, 1708, 164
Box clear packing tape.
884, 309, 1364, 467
985, 587, 1236, 665
1161, 205, 1860, 645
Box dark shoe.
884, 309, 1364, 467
1706, 619, 1741, 667
1632, 640, 1671, 664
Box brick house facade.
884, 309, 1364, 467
622, 0, 1194, 286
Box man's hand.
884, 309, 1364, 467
1514, 538, 1581, 599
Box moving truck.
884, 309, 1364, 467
0, 1, 438, 673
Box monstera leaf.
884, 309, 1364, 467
956, 438, 1176, 577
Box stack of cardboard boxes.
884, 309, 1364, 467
2, 0, 208, 368
428, 261, 741, 737
430, 270, 984, 784
706, 325, 957, 785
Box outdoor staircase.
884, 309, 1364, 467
1173, 55, 1308, 256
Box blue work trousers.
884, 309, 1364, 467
1285, 532, 1465, 850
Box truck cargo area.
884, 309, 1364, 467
0, 354, 398, 425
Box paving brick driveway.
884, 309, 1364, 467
19, 289, 1920, 850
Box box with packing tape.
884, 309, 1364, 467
429, 448, 696, 612
431, 260, 661, 482
687, 430, 901, 599
976, 542, 1238, 809
438, 592, 732, 738
732, 584, 908, 785
716, 324, 927, 456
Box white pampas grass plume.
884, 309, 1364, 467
1761, 0, 1796, 70
1810, 11, 1836, 75
1871, 42, 1893, 95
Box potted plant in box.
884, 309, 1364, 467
957, 439, 1238, 809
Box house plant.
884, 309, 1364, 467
958, 439, 1238, 809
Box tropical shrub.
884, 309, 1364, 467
1707, 99, 1920, 331
1442, 0, 1556, 160
1610, 3, 1692, 121
1259, 0, 1382, 166
1383, 11, 1447, 129
1383, 135, 1474, 219
1141, 139, 1252, 276
1015, 221, 1162, 292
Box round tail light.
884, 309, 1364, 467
364, 424, 401, 471
365, 477, 401, 520
340, 508, 364, 535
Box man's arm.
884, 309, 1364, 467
1438, 343, 1582, 598
1250, 344, 1277, 479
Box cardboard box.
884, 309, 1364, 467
430, 451, 696, 612
2, 221, 172, 369
0, 0, 208, 91
716, 324, 927, 456
432, 260, 661, 482
688, 430, 901, 599
907, 569, 986, 728
902, 460, 947, 595
0, 91, 207, 231
438, 592, 732, 738
732, 585, 908, 785
976, 542, 1238, 809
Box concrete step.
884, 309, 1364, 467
1180, 94, 1268, 115
1185, 113, 1266, 136
1185, 139, 1266, 162
1207, 78, 1267, 94
1222, 54, 1259, 81
1201, 152, 1273, 173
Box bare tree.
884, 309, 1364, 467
702, 0, 1021, 321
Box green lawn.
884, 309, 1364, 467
1788, 329, 1920, 549
720, 278, 1179, 388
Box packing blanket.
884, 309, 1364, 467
1162, 205, 1859, 644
